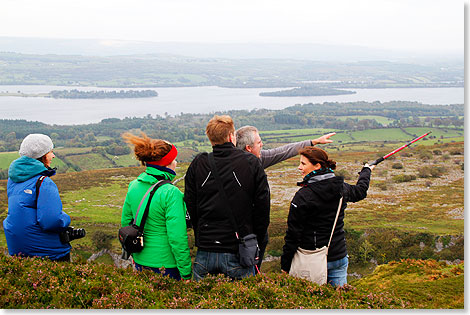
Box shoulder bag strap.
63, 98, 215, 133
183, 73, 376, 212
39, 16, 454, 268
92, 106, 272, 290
207, 153, 240, 239
133, 179, 171, 231
327, 197, 343, 248
34, 175, 47, 209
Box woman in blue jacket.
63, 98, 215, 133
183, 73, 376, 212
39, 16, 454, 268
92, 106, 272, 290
3, 134, 72, 261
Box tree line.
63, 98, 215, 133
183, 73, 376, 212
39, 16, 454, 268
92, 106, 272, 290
0, 101, 464, 152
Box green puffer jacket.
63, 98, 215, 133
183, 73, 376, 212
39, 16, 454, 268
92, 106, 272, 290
121, 167, 192, 279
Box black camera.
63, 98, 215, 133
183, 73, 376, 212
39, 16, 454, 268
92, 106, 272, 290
59, 226, 86, 244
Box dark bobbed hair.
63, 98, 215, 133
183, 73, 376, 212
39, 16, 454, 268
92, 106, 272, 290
298, 146, 336, 170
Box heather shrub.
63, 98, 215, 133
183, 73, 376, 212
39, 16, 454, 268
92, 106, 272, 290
335, 169, 352, 180
375, 181, 389, 191
0, 253, 410, 309
91, 231, 114, 250
417, 166, 447, 178
392, 174, 416, 183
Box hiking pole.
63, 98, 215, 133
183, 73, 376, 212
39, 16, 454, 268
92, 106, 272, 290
369, 131, 432, 166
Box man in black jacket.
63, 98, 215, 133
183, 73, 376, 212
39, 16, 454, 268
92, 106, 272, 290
235, 125, 336, 272
184, 115, 270, 280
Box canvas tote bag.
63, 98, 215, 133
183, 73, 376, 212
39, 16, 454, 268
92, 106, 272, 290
289, 197, 343, 285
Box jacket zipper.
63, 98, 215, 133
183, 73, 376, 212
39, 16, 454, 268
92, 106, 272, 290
201, 171, 211, 187
232, 171, 242, 187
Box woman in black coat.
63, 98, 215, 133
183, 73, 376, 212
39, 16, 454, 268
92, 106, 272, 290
281, 146, 375, 286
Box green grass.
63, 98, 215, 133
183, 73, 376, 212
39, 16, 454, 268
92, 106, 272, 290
336, 115, 395, 125
65, 153, 113, 170
351, 259, 464, 308
104, 153, 139, 167
0, 151, 67, 172
0, 152, 20, 169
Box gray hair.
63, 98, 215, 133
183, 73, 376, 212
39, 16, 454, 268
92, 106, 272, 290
235, 126, 258, 151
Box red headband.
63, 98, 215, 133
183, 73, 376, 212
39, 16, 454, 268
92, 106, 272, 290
146, 144, 178, 167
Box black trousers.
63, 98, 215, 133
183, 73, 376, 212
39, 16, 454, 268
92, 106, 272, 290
53, 252, 71, 262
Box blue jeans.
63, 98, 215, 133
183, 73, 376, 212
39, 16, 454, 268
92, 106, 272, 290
327, 255, 349, 286
134, 262, 181, 281
193, 249, 255, 281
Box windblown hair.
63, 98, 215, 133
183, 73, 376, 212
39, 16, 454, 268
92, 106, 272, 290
235, 125, 258, 151
298, 146, 336, 170
122, 132, 172, 165
205, 115, 235, 145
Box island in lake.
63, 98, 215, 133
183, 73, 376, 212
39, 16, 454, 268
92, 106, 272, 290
0, 89, 158, 99
260, 86, 356, 97
48, 89, 158, 99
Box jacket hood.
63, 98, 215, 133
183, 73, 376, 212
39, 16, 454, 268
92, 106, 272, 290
137, 165, 176, 184
304, 174, 344, 202
8, 156, 48, 183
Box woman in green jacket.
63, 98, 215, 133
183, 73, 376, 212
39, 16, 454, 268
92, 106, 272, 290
121, 133, 191, 280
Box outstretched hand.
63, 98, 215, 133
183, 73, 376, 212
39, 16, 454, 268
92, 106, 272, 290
364, 163, 376, 171
312, 132, 336, 145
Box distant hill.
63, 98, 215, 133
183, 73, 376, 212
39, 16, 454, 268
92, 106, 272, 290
0, 36, 462, 62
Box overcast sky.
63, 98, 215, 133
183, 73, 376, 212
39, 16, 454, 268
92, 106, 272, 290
1, 0, 464, 54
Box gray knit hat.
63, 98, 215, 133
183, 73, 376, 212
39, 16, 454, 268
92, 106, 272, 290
19, 134, 54, 159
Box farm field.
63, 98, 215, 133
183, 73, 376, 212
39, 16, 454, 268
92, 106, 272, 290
0, 126, 463, 176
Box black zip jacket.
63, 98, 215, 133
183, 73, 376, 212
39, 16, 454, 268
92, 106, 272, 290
184, 142, 270, 253
281, 167, 371, 272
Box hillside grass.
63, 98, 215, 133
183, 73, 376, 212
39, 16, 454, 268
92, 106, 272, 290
0, 253, 463, 309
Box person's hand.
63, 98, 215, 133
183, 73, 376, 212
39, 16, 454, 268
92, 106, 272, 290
364, 163, 376, 171
312, 132, 336, 145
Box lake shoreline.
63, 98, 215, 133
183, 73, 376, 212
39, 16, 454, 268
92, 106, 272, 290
0, 85, 463, 125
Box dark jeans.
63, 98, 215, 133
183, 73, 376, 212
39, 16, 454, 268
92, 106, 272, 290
327, 255, 349, 286
134, 262, 182, 281
256, 232, 269, 273
193, 249, 255, 281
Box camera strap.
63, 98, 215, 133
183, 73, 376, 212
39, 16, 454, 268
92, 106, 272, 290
133, 179, 171, 232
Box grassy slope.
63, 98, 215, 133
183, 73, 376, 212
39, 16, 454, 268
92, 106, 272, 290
0, 141, 464, 309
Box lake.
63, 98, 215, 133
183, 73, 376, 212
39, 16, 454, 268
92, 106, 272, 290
0, 85, 464, 125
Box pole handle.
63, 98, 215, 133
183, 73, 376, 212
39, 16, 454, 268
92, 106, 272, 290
369, 156, 384, 166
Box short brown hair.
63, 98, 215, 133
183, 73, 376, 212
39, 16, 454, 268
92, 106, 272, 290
298, 146, 336, 170
205, 115, 235, 145
122, 132, 172, 165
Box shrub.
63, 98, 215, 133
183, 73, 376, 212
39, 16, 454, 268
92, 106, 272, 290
375, 181, 389, 191
335, 169, 352, 180
449, 149, 463, 155
418, 150, 433, 161
0, 253, 417, 309
432, 150, 442, 155
91, 231, 114, 250
392, 174, 416, 183
391, 163, 403, 169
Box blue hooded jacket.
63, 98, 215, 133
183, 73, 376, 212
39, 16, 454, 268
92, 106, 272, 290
3, 156, 71, 260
